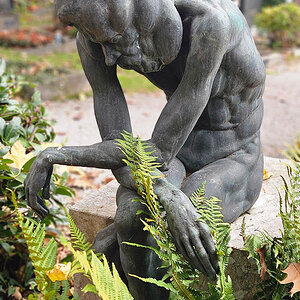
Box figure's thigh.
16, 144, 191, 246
180, 138, 263, 223
114, 185, 146, 240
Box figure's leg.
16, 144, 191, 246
114, 158, 186, 300
93, 223, 128, 284
114, 186, 168, 299
181, 137, 263, 223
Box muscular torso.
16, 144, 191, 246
75, 0, 266, 173
140, 0, 265, 172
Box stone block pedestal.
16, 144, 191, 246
69, 156, 289, 299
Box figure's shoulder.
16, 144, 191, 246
175, 0, 231, 33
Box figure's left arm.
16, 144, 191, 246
151, 12, 231, 279
150, 12, 230, 165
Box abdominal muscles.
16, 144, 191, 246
177, 84, 264, 173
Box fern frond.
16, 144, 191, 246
61, 224, 133, 299
10, 190, 59, 295
190, 187, 233, 299
35, 238, 57, 271
66, 211, 92, 252
129, 274, 178, 294
57, 280, 70, 300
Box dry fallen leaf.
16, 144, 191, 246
256, 244, 268, 281
263, 169, 273, 181
3, 140, 34, 170
67, 176, 96, 189
12, 287, 25, 300
46, 262, 72, 282
103, 176, 114, 184
68, 166, 86, 177
279, 262, 300, 296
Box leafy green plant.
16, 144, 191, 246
0, 58, 74, 298
116, 132, 234, 299
242, 160, 300, 299
61, 211, 133, 300
255, 3, 300, 48
10, 190, 67, 299
11, 189, 132, 300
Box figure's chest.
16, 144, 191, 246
141, 17, 192, 98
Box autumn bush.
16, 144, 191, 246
0, 58, 73, 298
0, 29, 53, 48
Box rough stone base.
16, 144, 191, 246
69, 156, 288, 299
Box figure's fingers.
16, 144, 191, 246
28, 192, 48, 219
174, 237, 189, 259
190, 231, 216, 281
38, 195, 49, 213
42, 166, 53, 199
181, 236, 207, 276
198, 223, 219, 273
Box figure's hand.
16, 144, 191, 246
165, 189, 219, 280
24, 150, 53, 219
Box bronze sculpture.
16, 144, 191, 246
25, 0, 265, 298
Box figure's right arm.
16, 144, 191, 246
25, 33, 133, 217
76, 32, 132, 140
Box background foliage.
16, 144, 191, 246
0, 58, 73, 298
243, 160, 300, 299
255, 3, 300, 48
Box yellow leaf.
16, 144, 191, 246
279, 262, 300, 296
263, 169, 273, 181
46, 262, 71, 282
3, 140, 34, 170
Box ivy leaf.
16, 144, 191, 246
3, 140, 34, 170
256, 244, 268, 281
279, 262, 300, 296
4, 116, 22, 144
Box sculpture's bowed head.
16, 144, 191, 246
55, 0, 183, 73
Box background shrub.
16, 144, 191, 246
255, 3, 300, 48
0, 58, 73, 298
262, 0, 286, 7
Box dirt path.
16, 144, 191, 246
261, 62, 300, 157
45, 61, 300, 159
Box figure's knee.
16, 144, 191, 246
181, 170, 225, 200
114, 185, 145, 241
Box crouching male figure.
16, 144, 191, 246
25, 0, 265, 298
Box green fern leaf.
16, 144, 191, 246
129, 274, 178, 294
82, 283, 98, 294
35, 238, 57, 271
66, 211, 92, 252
